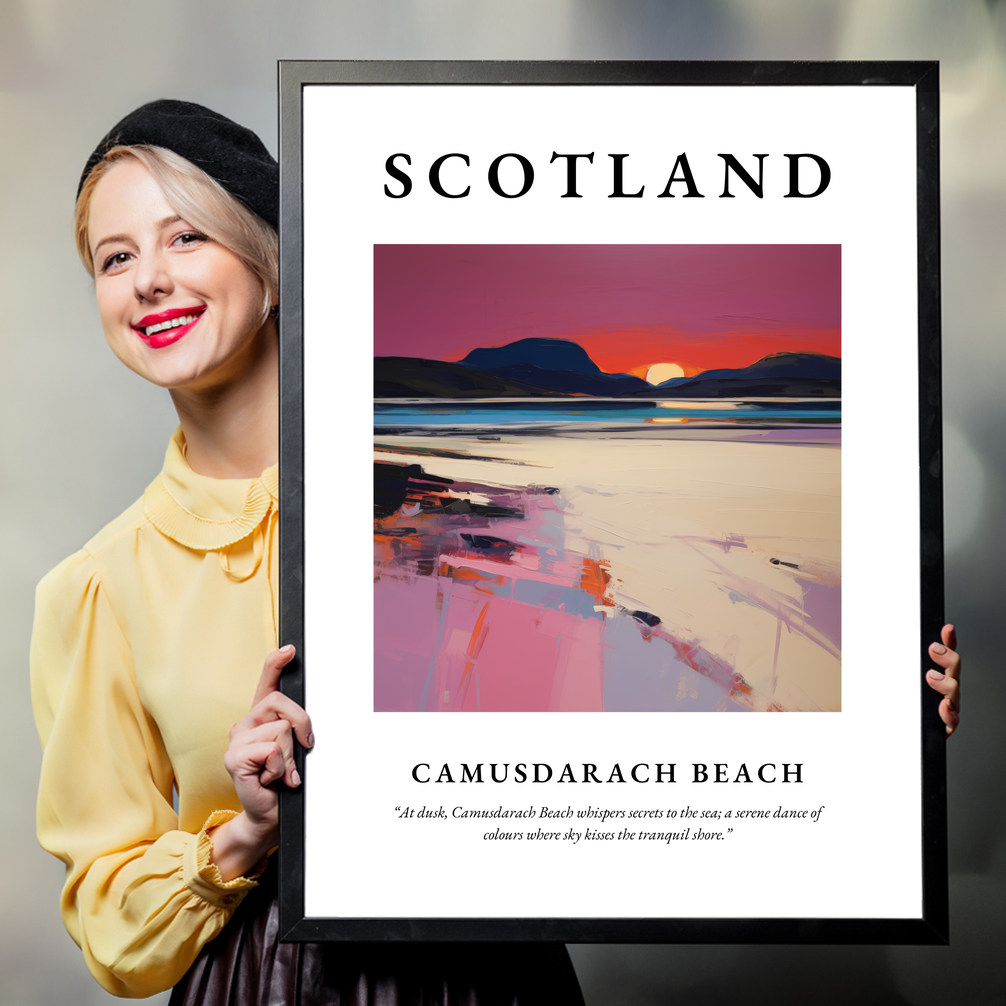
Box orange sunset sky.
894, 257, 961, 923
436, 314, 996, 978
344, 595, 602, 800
374, 245, 840, 377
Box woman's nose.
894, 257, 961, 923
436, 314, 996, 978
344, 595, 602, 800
133, 249, 173, 302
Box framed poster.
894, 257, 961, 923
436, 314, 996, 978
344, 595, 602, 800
277, 61, 946, 943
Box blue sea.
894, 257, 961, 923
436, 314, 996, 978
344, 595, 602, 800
375, 398, 841, 431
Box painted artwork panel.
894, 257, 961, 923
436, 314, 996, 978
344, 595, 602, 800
374, 244, 840, 712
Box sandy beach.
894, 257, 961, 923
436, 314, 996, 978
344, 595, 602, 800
374, 428, 840, 713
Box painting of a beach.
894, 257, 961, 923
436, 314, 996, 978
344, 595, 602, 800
373, 245, 840, 713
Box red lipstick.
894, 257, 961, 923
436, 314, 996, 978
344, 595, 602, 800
133, 306, 206, 349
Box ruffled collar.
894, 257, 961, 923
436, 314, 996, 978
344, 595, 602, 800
143, 428, 278, 551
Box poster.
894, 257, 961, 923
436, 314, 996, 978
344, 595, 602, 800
278, 62, 945, 942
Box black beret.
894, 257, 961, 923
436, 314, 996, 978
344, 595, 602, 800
78, 99, 278, 228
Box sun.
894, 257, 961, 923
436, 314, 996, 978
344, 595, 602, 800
645, 362, 686, 385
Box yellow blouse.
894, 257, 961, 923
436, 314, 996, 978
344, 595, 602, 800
31, 428, 279, 998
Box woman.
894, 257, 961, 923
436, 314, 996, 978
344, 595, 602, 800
33, 98, 963, 1003
31, 100, 586, 1003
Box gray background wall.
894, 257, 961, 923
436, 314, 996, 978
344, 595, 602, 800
1, 2, 1003, 1003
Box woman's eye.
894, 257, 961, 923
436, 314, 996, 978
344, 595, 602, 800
101, 251, 132, 273
173, 231, 208, 248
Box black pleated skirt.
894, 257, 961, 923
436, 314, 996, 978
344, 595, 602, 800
169, 869, 585, 1006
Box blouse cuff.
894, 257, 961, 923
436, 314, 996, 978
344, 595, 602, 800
183, 810, 269, 909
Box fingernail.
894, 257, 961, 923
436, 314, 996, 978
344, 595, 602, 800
306, 732, 315, 748
931, 643, 947, 655
292, 768, 301, 787
928, 670, 944, 680
280, 644, 295, 654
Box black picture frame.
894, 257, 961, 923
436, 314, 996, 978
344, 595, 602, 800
277, 60, 945, 944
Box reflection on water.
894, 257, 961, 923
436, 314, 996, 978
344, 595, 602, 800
375, 397, 841, 429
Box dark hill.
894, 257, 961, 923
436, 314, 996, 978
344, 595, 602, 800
628, 352, 841, 399
457, 337, 647, 395
375, 357, 547, 398
475, 362, 649, 397
376, 348, 841, 399
460, 338, 604, 376
682, 352, 841, 383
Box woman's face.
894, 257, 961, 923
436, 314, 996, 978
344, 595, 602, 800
87, 158, 270, 393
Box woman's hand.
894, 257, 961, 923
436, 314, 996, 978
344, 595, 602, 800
209, 645, 314, 881
926, 624, 961, 738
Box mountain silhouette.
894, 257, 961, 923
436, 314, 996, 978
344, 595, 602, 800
455, 338, 649, 395
630, 352, 841, 399
468, 362, 649, 396
375, 343, 841, 399
460, 338, 604, 375
375, 357, 547, 398
678, 352, 841, 384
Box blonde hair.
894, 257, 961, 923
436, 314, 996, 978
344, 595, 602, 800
75, 145, 278, 323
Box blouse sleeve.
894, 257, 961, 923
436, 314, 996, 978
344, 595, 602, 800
31, 549, 262, 998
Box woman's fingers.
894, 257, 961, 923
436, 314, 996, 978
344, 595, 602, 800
928, 629, 961, 683
924, 681, 960, 736
927, 623, 961, 737
223, 644, 311, 811
941, 623, 958, 654
259, 742, 289, 787
224, 738, 287, 788
232, 689, 314, 750
926, 671, 960, 736
230, 719, 302, 788
254, 691, 314, 749
940, 697, 960, 736
242, 644, 314, 749
926, 667, 959, 704
218, 647, 309, 847
252, 644, 296, 707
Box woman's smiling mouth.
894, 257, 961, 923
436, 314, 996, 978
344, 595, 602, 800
133, 307, 206, 348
